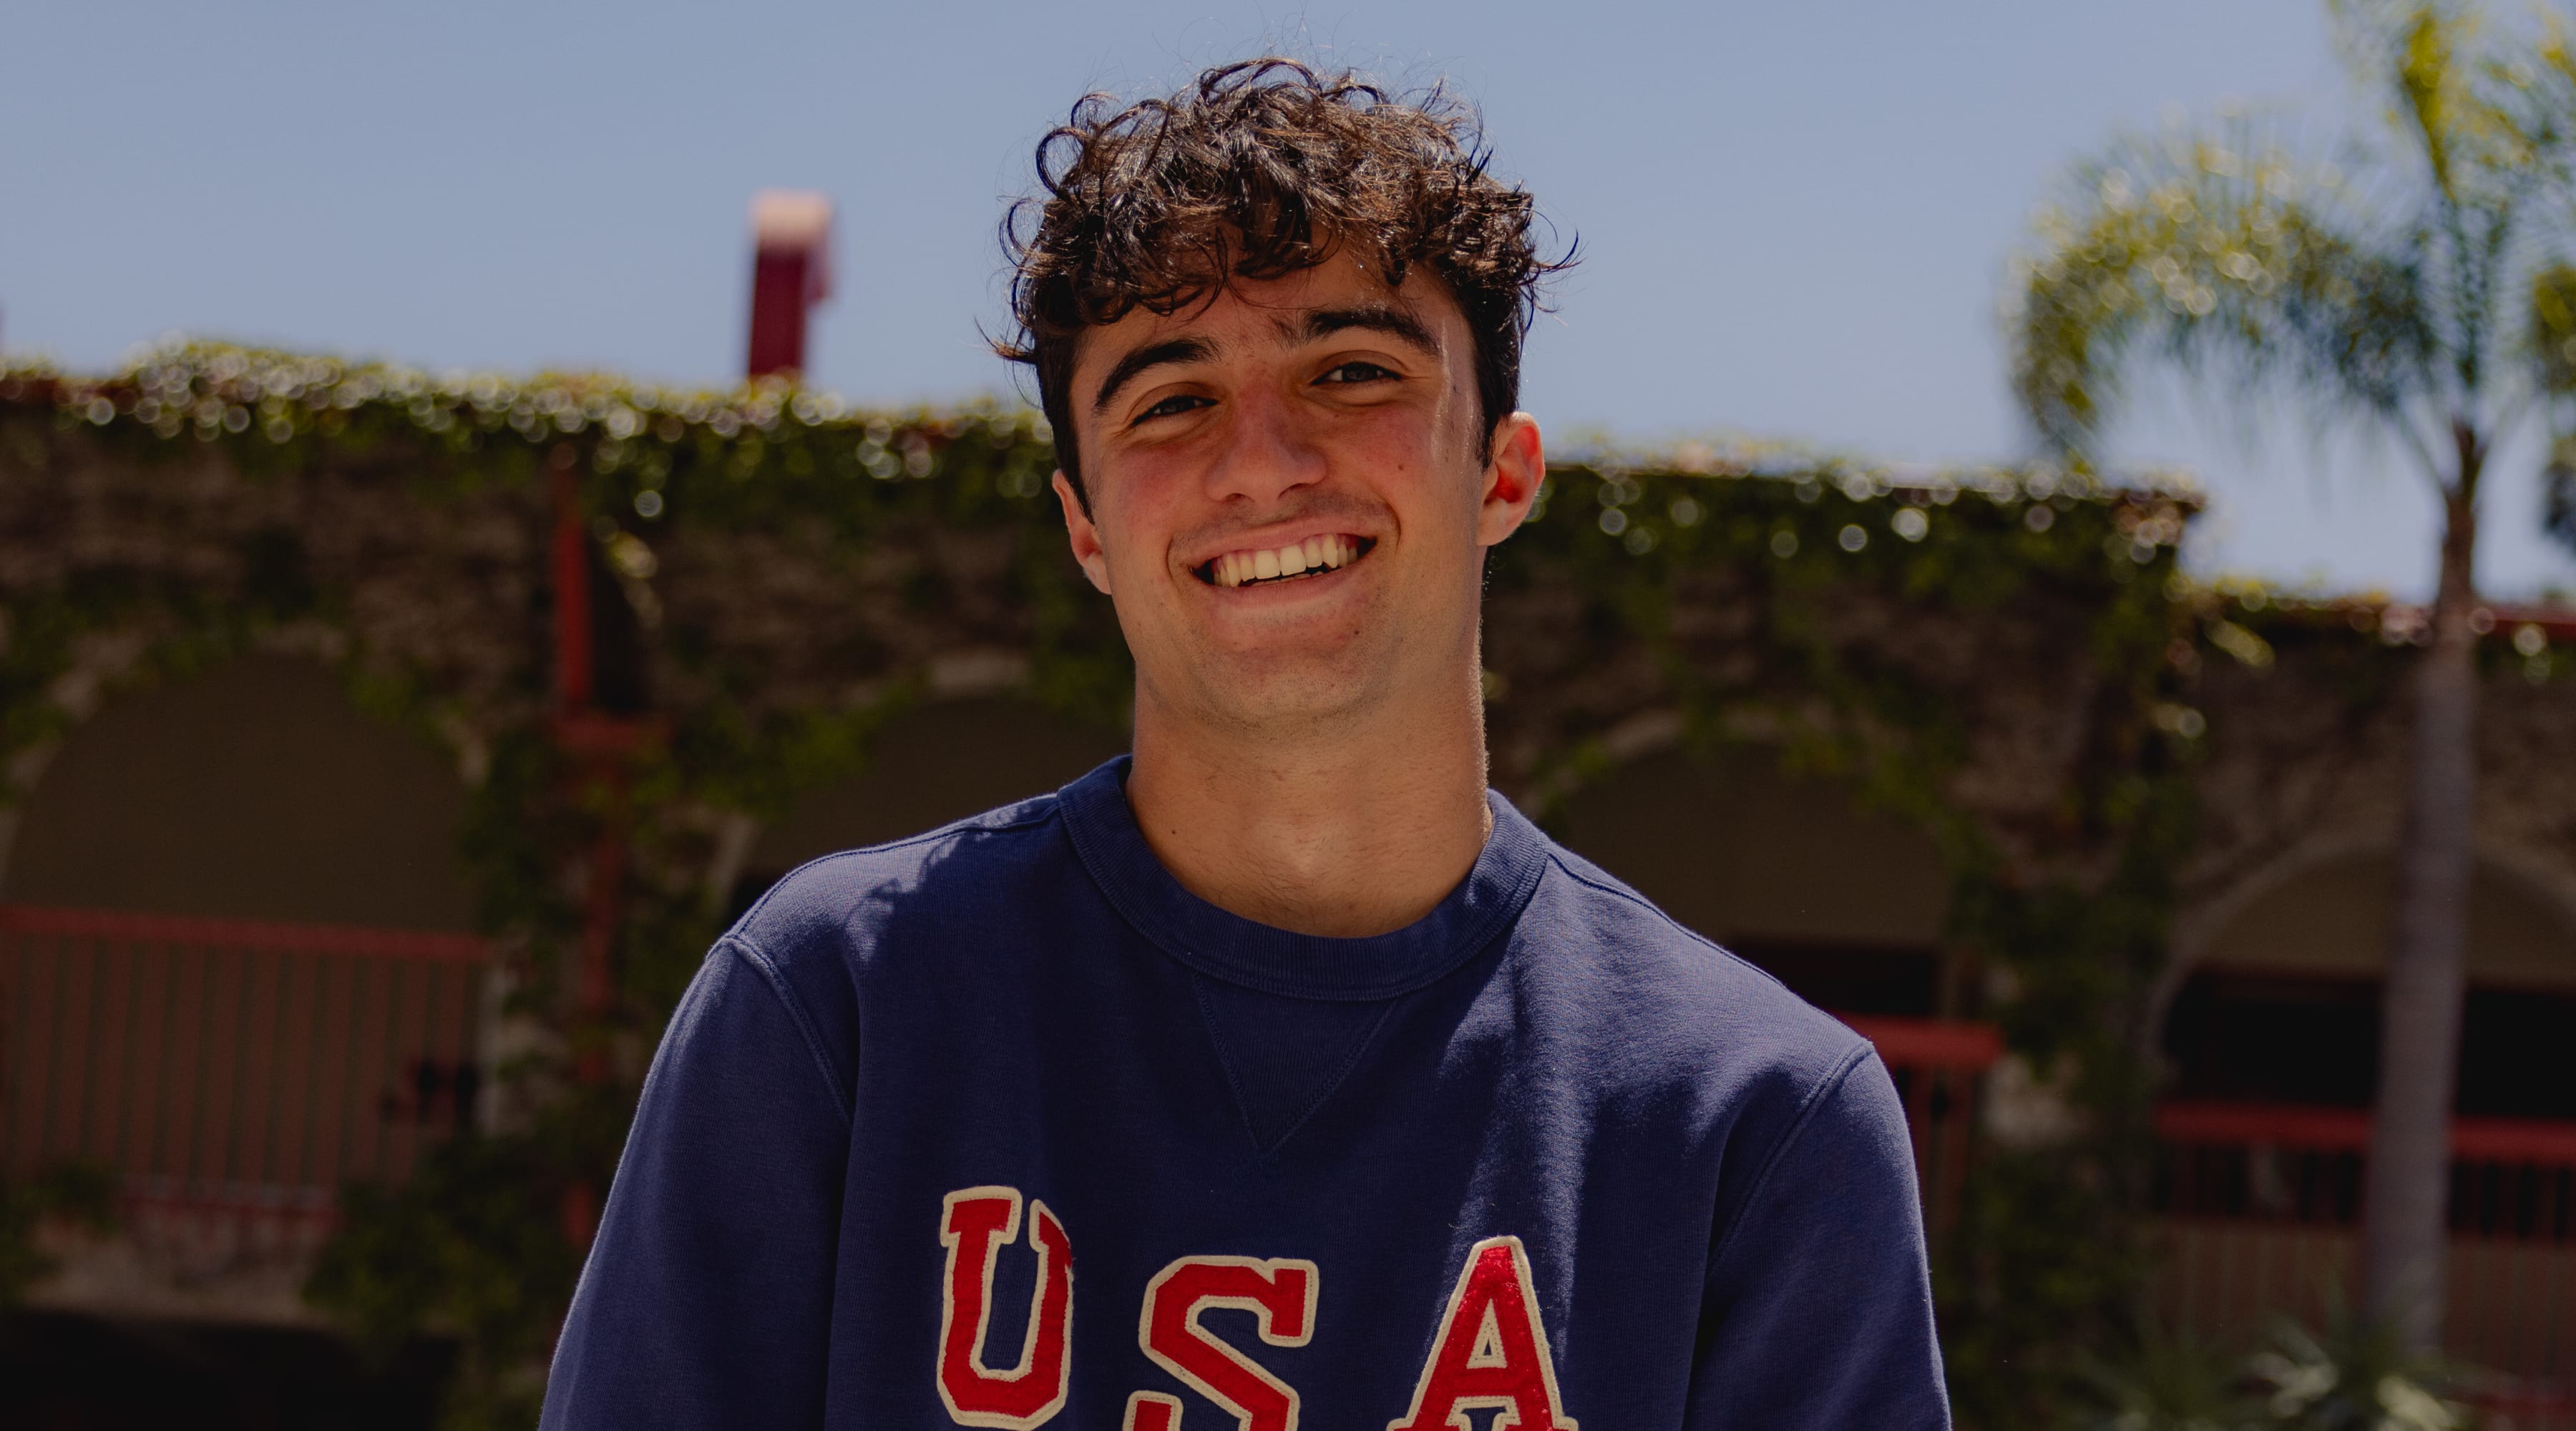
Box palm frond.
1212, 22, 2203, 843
2328, 1, 2545, 198
2007, 117, 2438, 460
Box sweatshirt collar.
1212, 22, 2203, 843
1055, 756, 1548, 1001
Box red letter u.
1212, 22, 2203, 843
937, 1186, 1075, 1428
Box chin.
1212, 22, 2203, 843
1191, 651, 1387, 728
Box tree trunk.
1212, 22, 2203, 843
2359, 437, 2482, 1353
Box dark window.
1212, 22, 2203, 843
2156, 971, 2576, 1239
2162, 971, 2576, 1118
2162, 972, 2379, 1107
1722, 938, 1941, 1018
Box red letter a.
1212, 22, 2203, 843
937, 1186, 1075, 1429
1389, 1236, 1577, 1431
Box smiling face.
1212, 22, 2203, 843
1053, 254, 1543, 738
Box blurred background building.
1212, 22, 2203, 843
7, 4, 2576, 1422
1, 196, 2573, 1427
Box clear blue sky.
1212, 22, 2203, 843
7, 0, 2571, 600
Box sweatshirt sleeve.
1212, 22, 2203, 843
540, 939, 851, 1431
1687, 1051, 1952, 1430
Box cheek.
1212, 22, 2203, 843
1093, 474, 1186, 577
1330, 409, 1447, 484
1336, 417, 1480, 533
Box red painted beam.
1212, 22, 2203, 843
2155, 1100, 2374, 1152
2260, 597, 2576, 644
1835, 1015, 2005, 1071
550, 710, 668, 759
550, 459, 592, 710
0, 903, 487, 964
2156, 1099, 2576, 1168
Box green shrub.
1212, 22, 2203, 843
2075, 1314, 2475, 1431
0, 1161, 118, 1304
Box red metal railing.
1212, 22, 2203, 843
2155, 1098, 2576, 1421
0, 911, 1997, 1293
1840, 1015, 2002, 1236
1841, 1014, 2004, 1072
0, 903, 491, 1259
2158, 1100, 2576, 1241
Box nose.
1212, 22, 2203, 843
1200, 384, 1324, 507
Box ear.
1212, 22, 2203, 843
1475, 412, 1545, 548
1053, 470, 1114, 595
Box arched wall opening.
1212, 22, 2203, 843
2163, 854, 2576, 1119
1555, 746, 1952, 1016
0, 655, 489, 1270
3, 654, 474, 930
731, 696, 1127, 917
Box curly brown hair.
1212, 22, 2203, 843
997, 58, 1571, 506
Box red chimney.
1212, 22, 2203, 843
746, 190, 834, 380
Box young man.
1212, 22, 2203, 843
543, 60, 1949, 1430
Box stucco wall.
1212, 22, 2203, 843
2195, 854, 2576, 990
1558, 745, 1949, 949
3, 655, 474, 932
746, 697, 1126, 882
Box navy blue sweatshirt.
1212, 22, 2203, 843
542, 758, 1949, 1430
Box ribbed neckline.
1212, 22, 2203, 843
1056, 756, 1549, 1002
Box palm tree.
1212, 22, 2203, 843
2008, 0, 2576, 1351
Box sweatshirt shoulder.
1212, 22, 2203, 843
1521, 840, 1873, 1087
731, 793, 1067, 949
715, 793, 1073, 1060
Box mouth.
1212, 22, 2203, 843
1194, 534, 1376, 589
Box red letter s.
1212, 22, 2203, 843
1121, 1256, 1319, 1431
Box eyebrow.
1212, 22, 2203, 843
1285, 303, 1443, 356
1090, 336, 1216, 416
1085, 302, 1445, 419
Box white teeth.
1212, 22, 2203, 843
1211, 536, 1365, 587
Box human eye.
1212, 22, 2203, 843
1317, 360, 1398, 386
1131, 393, 1211, 426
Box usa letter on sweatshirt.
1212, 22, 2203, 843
1390, 1236, 1577, 1431
1123, 1255, 1319, 1431
937, 1187, 1074, 1428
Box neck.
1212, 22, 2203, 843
1123, 668, 1493, 939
